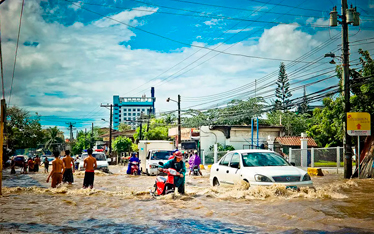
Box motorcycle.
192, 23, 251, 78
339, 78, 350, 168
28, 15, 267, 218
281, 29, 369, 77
150, 162, 180, 196
130, 161, 140, 175
192, 165, 199, 176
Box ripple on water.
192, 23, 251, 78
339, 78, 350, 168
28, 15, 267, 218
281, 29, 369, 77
0, 218, 259, 233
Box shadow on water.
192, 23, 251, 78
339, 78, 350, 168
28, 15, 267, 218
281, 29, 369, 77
2, 173, 45, 188
0, 218, 257, 233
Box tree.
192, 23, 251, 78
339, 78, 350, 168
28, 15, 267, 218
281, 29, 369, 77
134, 118, 170, 141
267, 111, 311, 136
5, 106, 45, 157
182, 97, 265, 127
71, 130, 91, 155
118, 123, 131, 132
112, 136, 132, 154
44, 126, 64, 151
274, 62, 292, 111
297, 86, 309, 114
307, 97, 344, 147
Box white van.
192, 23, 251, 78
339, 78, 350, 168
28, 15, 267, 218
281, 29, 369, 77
78, 152, 109, 173
138, 140, 174, 175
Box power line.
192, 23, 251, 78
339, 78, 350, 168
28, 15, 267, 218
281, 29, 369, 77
9, 0, 25, 105
183, 33, 341, 101
133, 0, 284, 95
0, 20, 4, 99
64, 1, 331, 63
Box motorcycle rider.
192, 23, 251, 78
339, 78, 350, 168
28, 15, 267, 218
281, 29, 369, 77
126, 152, 140, 175
159, 151, 186, 194
188, 150, 203, 176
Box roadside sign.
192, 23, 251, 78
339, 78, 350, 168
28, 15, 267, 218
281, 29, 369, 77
347, 112, 371, 136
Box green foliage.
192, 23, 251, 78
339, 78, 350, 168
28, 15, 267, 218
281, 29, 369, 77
274, 62, 292, 111
131, 143, 138, 152
112, 136, 132, 154
307, 96, 344, 147
182, 97, 265, 127
71, 130, 90, 155
118, 123, 131, 132
134, 118, 169, 141
44, 126, 64, 151
5, 106, 45, 156
209, 143, 235, 151
267, 111, 311, 136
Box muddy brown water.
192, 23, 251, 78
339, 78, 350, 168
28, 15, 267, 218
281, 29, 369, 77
1, 166, 374, 233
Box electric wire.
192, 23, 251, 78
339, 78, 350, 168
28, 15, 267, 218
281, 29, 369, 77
183, 33, 342, 101
9, 0, 25, 105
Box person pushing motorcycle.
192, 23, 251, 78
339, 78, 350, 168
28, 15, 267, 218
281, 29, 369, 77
159, 151, 186, 194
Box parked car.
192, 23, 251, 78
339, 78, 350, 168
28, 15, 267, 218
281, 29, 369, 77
209, 150, 313, 189
78, 152, 109, 173
13, 155, 27, 167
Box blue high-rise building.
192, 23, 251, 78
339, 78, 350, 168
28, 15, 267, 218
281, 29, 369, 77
113, 87, 155, 130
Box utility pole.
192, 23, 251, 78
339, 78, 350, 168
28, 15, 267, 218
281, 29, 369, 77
101, 104, 113, 157
84, 128, 87, 149
329, 1, 360, 178
146, 107, 151, 138
342, 0, 352, 179
0, 99, 5, 195
178, 95, 181, 149
91, 122, 94, 148
66, 122, 76, 141
255, 79, 257, 99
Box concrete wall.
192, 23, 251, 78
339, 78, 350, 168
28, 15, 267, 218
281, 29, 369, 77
200, 126, 282, 153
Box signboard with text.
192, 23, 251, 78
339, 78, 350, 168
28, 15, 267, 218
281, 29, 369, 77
347, 112, 371, 136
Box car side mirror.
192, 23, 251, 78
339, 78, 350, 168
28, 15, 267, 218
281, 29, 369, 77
290, 162, 295, 166
158, 162, 164, 166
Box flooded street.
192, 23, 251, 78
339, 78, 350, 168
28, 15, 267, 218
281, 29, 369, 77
1, 166, 374, 233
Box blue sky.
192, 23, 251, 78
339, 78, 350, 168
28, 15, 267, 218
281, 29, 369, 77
1, 0, 374, 137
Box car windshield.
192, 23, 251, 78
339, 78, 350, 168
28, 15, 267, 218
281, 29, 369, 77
242, 152, 290, 167
82, 153, 106, 161
150, 151, 173, 160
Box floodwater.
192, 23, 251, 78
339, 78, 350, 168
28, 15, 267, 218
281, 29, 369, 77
1, 166, 374, 234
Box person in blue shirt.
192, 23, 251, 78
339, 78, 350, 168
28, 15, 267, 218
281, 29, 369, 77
159, 151, 186, 194
126, 152, 140, 175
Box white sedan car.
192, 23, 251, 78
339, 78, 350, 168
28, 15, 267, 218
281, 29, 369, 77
210, 150, 313, 189
78, 152, 109, 173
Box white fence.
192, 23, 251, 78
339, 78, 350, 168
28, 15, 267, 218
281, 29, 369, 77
289, 147, 343, 172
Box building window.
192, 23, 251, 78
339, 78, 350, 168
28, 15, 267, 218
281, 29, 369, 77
123, 108, 127, 111
133, 109, 136, 111
137, 113, 140, 116
132, 113, 135, 116
142, 109, 145, 112
133, 117, 136, 120
137, 108, 140, 111
128, 109, 131, 112
124, 113, 127, 116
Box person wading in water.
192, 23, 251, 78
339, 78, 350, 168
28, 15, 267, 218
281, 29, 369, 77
62, 150, 75, 184
46, 151, 64, 188
83, 148, 97, 189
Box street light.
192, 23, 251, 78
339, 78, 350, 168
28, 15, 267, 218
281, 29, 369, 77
166, 95, 181, 149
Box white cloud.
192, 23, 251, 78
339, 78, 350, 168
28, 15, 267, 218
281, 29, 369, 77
2, 0, 373, 137
68, 2, 83, 11
203, 19, 223, 27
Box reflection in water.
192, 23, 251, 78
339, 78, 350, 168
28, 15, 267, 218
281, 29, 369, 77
0, 219, 258, 233
1, 167, 374, 233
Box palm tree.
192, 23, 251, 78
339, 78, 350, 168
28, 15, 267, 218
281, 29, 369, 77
45, 126, 64, 151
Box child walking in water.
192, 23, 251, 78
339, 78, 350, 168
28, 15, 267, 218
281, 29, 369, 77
46, 151, 64, 188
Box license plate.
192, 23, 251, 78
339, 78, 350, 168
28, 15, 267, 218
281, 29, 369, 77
286, 186, 298, 190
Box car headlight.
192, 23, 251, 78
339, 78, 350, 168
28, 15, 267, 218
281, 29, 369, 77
302, 173, 311, 181
254, 174, 272, 182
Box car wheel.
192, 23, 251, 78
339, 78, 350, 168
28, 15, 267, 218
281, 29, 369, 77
146, 169, 150, 176
243, 179, 250, 189
213, 177, 220, 186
